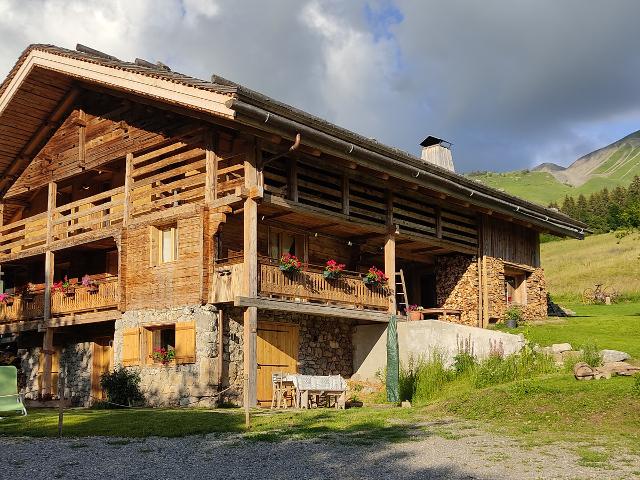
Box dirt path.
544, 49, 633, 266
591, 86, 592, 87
2, 421, 638, 479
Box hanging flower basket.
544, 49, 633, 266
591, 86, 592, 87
82, 274, 99, 294
363, 266, 388, 288
323, 259, 345, 280
279, 253, 302, 274
0, 293, 13, 306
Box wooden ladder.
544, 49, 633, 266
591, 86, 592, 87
395, 269, 409, 315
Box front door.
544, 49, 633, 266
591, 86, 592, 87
91, 338, 113, 402
256, 322, 298, 407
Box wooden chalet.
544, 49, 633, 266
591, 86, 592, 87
0, 44, 586, 407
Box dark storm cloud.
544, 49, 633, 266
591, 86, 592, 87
1, 0, 639, 172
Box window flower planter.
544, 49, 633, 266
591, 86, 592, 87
323, 259, 345, 280
279, 253, 302, 273
363, 266, 388, 288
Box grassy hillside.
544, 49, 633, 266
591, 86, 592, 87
541, 232, 640, 301
467, 170, 572, 205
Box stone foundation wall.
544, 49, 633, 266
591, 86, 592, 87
61, 342, 92, 406
219, 307, 354, 405
19, 347, 40, 400
114, 304, 219, 407
436, 254, 480, 326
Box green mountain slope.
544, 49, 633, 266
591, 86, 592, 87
467, 130, 640, 206
466, 171, 573, 205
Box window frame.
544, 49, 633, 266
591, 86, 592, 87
504, 268, 528, 306
150, 223, 178, 266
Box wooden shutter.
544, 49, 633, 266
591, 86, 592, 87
175, 321, 196, 364
122, 327, 141, 366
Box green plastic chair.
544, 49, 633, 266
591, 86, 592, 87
0, 366, 27, 417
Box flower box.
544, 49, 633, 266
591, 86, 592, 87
323, 259, 345, 280
363, 266, 388, 288
279, 253, 302, 273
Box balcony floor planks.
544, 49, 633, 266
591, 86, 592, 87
235, 296, 392, 323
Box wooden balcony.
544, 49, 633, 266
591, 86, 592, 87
51, 276, 119, 316
0, 187, 125, 260
0, 276, 119, 325
211, 258, 391, 312
0, 292, 45, 323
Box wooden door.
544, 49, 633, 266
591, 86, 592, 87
256, 322, 298, 407
91, 338, 113, 402
38, 348, 60, 397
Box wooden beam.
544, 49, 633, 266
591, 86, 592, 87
122, 153, 133, 227
43, 250, 54, 324
46, 310, 121, 328
287, 157, 298, 202
342, 175, 349, 215
235, 296, 392, 322
46, 182, 57, 245
0, 320, 41, 335
78, 109, 86, 169
204, 130, 217, 205
385, 191, 396, 314
41, 325, 54, 398
243, 140, 259, 414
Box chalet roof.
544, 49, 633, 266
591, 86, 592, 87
0, 43, 588, 237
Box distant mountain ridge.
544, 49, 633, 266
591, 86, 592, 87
466, 129, 640, 206
533, 130, 640, 187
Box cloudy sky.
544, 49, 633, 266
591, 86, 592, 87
1, 0, 639, 172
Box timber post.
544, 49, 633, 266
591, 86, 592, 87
243, 139, 259, 421
42, 181, 57, 397
122, 153, 133, 227
385, 191, 396, 314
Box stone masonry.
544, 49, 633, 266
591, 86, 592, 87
114, 304, 219, 407
219, 306, 354, 405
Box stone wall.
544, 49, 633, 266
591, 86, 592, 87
219, 307, 354, 405
114, 304, 219, 407
436, 254, 479, 326
60, 342, 92, 406
19, 347, 40, 400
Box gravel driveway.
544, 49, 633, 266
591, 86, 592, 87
2, 422, 638, 480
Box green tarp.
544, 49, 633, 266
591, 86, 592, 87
386, 315, 399, 403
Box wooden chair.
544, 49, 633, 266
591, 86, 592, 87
271, 372, 284, 409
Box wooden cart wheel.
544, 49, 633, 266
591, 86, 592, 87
582, 288, 594, 304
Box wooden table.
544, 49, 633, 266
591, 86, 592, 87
418, 308, 462, 321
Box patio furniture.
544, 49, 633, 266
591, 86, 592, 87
271, 372, 297, 409
284, 374, 347, 409
0, 366, 27, 417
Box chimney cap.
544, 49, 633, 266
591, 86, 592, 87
420, 136, 452, 148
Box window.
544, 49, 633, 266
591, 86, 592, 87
505, 269, 527, 305
151, 224, 178, 265
126, 321, 196, 366
268, 228, 304, 260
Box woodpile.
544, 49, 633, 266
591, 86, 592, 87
436, 255, 479, 326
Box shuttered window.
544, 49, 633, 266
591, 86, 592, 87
38, 348, 60, 397
122, 327, 141, 366
174, 321, 196, 364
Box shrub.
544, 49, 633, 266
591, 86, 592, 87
100, 367, 144, 407
578, 343, 603, 367
504, 305, 523, 326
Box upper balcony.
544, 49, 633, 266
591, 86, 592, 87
0, 274, 119, 328
211, 257, 391, 316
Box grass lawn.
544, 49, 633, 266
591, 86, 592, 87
510, 302, 640, 358
540, 232, 640, 301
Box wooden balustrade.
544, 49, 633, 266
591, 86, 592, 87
52, 187, 125, 241
51, 277, 119, 315
0, 212, 48, 257
0, 293, 45, 323
211, 258, 390, 311
259, 262, 390, 311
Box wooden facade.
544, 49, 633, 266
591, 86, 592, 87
0, 45, 586, 406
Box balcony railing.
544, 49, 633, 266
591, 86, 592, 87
211, 257, 391, 311
0, 276, 119, 324
51, 276, 119, 315
0, 292, 45, 323
0, 187, 125, 259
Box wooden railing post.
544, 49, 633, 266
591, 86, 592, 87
123, 153, 133, 227
243, 140, 259, 417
